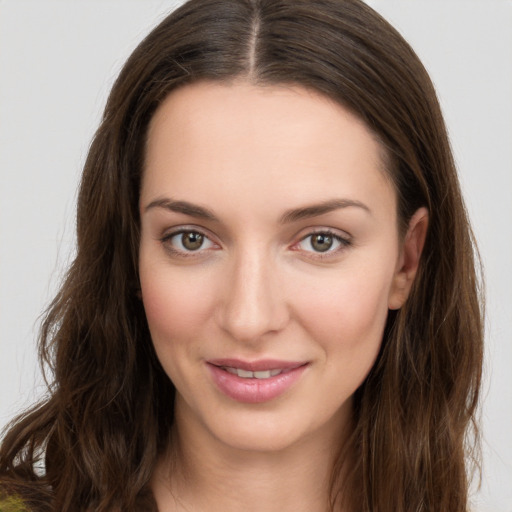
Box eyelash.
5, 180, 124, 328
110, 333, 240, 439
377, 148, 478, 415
160, 228, 218, 258
293, 229, 352, 259
159, 228, 352, 259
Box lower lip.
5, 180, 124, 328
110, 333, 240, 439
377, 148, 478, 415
207, 364, 308, 404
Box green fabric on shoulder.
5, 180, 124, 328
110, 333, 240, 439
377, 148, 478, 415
0, 495, 29, 512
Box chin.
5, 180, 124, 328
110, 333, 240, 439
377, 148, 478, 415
188, 397, 352, 456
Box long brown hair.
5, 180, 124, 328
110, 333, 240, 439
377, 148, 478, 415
0, 1, 483, 510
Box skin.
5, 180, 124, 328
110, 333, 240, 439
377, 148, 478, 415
139, 81, 428, 511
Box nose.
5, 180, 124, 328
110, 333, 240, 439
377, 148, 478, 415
217, 249, 290, 344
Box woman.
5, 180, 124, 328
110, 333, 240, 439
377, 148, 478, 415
0, 0, 483, 511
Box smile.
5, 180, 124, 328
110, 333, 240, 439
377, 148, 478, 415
207, 359, 309, 403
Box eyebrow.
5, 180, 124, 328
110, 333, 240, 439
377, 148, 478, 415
144, 197, 371, 223
279, 198, 371, 223
144, 198, 219, 221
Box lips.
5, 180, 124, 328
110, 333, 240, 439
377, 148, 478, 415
207, 359, 308, 403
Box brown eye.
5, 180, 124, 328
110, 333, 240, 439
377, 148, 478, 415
296, 231, 349, 256
310, 233, 333, 252
181, 232, 204, 251
165, 230, 215, 254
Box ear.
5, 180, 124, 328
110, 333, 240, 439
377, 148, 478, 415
388, 207, 429, 310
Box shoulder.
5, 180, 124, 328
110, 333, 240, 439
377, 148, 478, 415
0, 495, 30, 512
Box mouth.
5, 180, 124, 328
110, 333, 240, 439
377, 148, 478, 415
208, 358, 307, 377
206, 359, 309, 403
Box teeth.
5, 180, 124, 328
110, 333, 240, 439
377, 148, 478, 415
222, 366, 283, 379
254, 370, 271, 379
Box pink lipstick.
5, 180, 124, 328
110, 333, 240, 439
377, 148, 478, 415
207, 359, 308, 403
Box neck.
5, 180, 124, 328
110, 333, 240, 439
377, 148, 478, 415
152, 400, 353, 512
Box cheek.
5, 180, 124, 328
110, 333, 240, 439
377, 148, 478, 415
292, 264, 393, 358
139, 264, 224, 394
139, 263, 216, 355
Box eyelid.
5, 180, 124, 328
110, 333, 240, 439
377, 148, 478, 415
160, 225, 220, 256
291, 227, 352, 257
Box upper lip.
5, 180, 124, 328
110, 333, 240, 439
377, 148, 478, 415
207, 358, 307, 372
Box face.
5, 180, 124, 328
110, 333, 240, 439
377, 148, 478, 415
139, 81, 414, 454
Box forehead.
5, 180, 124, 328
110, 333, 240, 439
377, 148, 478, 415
146, 80, 384, 159
142, 81, 396, 220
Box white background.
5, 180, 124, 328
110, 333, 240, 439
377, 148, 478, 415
0, 1, 510, 510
